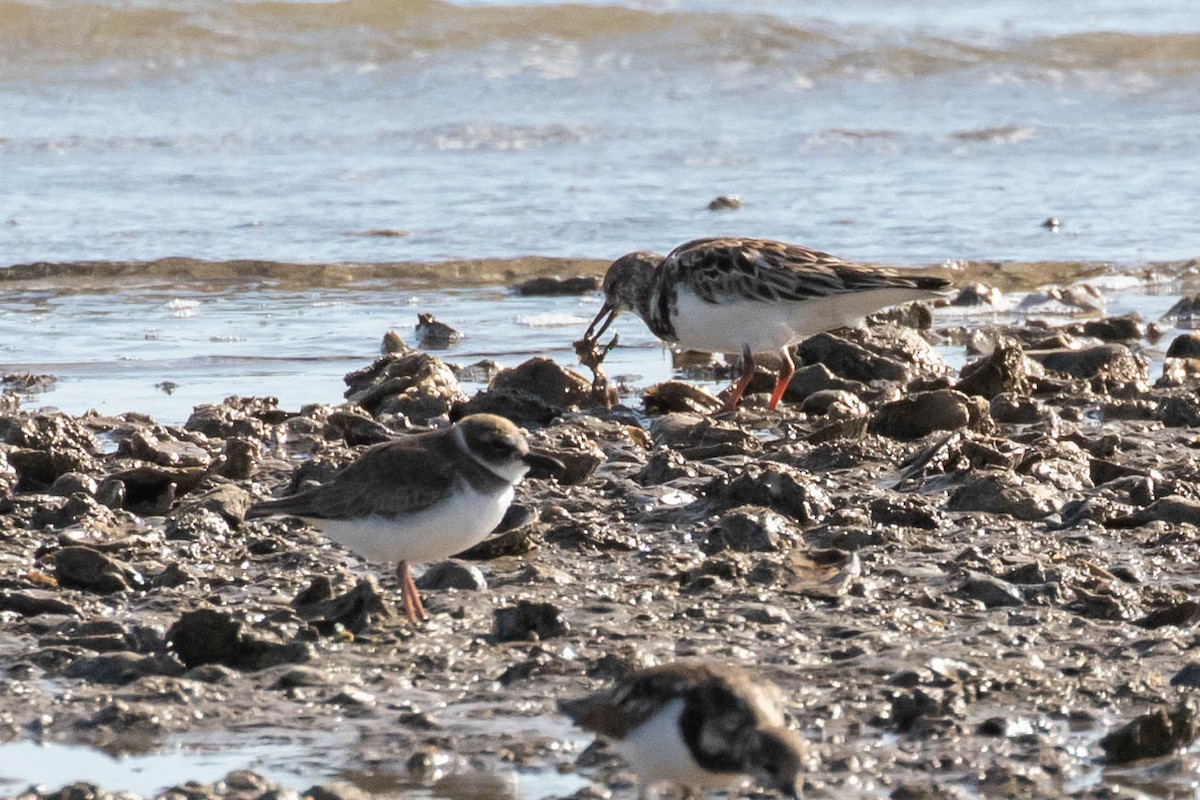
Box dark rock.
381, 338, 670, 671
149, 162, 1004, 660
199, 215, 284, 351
164, 507, 232, 542
513, 276, 600, 296
957, 572, 1025, 608
800, 389, 867, 419
1165, 332, 1200, 359
64, 651, 187, 685
456, 524, 537, 561
8, 447, 97, 489
525, 444, 600, 485
1079, 313, 1144, 342
176, 482, 252, 525
1134, 601, 1200, 630
304, 782, 373, 800
493, 600, 569, 642
869, 496, 942, 530
706, 194, 743, 210
415, 312, 462, 349
0, 589, 82, 618
869, 390, 975, 440
705, 463, 832, 526
168, 608, 243, 668
650, 413, 761, 459
54, 546, 142, 594
33, 492, 117, 531
781, 363, 867, 404
119, 428, 211, 468
950, 283, 1002, 306
633, 449, 724, 486
1100, 702, 1198, 764
955, 343, 1032, 399
700, 506, 801, 554
1157, 394, 1200, 427
1028, 344, 1147, 385
888, 688, 947, 733
490, 357, 593, 409
989, 393, 1048, 424
344, 352, 465, 423
218, 437, 260, 480
947, 471, 1060, 520
414, 561, 487, 591
797, 332, 912, 383
185, 399, 270, 439
294, 576, 396, 635
185, 663, 237, 684
109, 464, 207, 514
454, 388, 563, 425
643, 381, 723, 415
48, 472, 98, 497
1108, 495, 1200, 528
1170, 663, 1200, 688
322, 409, 395, 446
381, 329, 408, 354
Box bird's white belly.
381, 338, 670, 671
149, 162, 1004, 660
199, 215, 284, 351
671, 285, 934, 356
611, 698, 744, 791
310, 482, 513, 565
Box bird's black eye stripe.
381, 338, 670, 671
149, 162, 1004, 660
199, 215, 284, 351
479, 436, 518, 458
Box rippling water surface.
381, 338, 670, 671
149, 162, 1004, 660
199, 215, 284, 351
4, 0, 1200, 265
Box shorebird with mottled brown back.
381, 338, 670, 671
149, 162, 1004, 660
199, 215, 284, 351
560, 662, 808, 800
579, 236, 948, 411
246, 414, 561, 623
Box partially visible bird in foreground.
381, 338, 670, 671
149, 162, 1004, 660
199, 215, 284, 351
560, 662, 808, 800
578, 236, 949, 411
245, 413, 562, 623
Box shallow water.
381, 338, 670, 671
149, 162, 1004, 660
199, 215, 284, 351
0, 729, 590, 799
0, 264, 1190, 425
3, 0, 1200, 267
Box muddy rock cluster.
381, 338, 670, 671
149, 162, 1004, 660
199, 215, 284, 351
2, 304, 1200, 799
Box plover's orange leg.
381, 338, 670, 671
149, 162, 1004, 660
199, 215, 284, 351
396, 560, 425, 623
723, 345, 756, 411
404, 563, 428, 621
766, 347, 796, 410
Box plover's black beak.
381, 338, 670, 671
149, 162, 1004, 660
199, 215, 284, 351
581, 301, 617, 345
523, 451, 565, 475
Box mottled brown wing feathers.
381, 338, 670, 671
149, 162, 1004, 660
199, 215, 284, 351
667, 237, 947, 304
559, 663, 769, 740
248, 434, 457, 520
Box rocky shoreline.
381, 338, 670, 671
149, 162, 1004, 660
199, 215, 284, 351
2, 292, 1200, 800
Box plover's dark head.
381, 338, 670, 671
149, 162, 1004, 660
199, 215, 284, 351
748, 726, 808, 800
454, 414, 562, 484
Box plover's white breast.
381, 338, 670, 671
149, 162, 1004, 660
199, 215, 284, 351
611, 697, 744, 791
311, 479, 513, 565
671, 284, 936, 356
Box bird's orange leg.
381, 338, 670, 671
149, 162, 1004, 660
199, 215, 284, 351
767, 347, 796, 410
396, 560, 426, 624
723, 346, 756, 412
405, 564, 428, 621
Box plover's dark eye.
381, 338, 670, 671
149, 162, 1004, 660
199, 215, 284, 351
479, 438, 518, 460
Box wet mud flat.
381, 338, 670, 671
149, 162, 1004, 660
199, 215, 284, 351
3, 293, 1200, 799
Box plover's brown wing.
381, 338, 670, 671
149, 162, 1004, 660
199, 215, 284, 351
668, 236, 948, 304
247, 437, 456, 521
558, 663, 721, 738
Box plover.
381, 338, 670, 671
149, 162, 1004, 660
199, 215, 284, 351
580, 236, 949, 411
245, 413, 562, 623
560, 663, 807, 800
